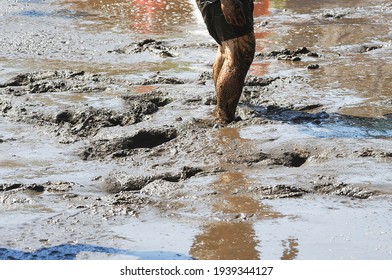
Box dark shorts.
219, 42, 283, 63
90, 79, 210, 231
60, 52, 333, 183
199, 0, 254, 45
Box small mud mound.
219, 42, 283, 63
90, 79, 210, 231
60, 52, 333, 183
109, 39, 175, 58
312, 176, 378, 199
246, 176, 378, 200
354, 148, 392, 158
255, 47, 319, 62
138, 75, 185, 86
196, 71, 213, 85
103, 166, 203, 193
356, 45, 383, 53
0, 181, 78, 193
321, 11, 350, 19
247, 184, 309, 199
244, 76, 280, 87
81, 128, 178, 160
0, 181, 80, 206
121, 90, 173, 108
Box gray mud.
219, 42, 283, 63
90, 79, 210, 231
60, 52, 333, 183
1, 0, 392, 260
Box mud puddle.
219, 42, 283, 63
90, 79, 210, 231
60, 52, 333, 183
1, 0, 392, 260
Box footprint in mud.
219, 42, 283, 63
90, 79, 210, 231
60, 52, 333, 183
0, 71, 174, 141
81, 127, 178, 160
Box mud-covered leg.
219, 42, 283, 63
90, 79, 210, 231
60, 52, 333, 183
215, 32, 255, 123
213, 46, 225, 86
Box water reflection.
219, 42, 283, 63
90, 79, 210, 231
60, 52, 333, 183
62, 0, 197, 34
189, 128, 297, 260
255, 0, 392, 118
281, 238, 299, 260
284, 0, 389, 13
252, 0, 272, 76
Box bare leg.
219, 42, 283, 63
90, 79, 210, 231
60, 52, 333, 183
214, 32, 255, 123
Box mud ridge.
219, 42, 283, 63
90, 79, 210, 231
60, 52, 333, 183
312, 176, 378, 199
255, 47, 319, 62
121, 90, 173, 107
354, 148, 392, 158
246, 176, 379, 200
321, 10, 350, 19
247, 184, 309, 199
103, 166, 203, 194
109, 39, 175, 58
0, 181, 79, 193
137, 75, 185, 86
0, 70, 115, 94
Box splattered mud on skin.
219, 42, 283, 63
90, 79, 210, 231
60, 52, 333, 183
1, 0, 392, 260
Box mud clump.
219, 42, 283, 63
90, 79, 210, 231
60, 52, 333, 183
110, 39, 175, 58
322, 11, 349, 19
245, 76, 280, 87
196, 71, 213, 85
138, 75, 185, 86
312, 176, 377, 199
248, 184, 309, 199
354, 148, 392, 158
1, 182, 79, 206
103, 166, 203, 193
256, 47, 319, 62
356, 45, 383, 53
246, 176, 378, 200
0, 181, 78, 193
121, 90, 173, 108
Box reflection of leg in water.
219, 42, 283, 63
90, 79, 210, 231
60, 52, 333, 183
190, 222, 259, 260
190, 169, 260, 260
281, 238, 299, 260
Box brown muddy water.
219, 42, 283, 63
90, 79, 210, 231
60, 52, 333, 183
1, 0, 392, 260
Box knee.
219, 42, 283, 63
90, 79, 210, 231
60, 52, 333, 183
224, 33, 255, 70
240, 33, 256, 66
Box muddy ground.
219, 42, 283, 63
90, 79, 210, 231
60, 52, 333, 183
1, 0, 392, 259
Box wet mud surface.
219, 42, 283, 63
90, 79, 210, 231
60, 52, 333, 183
1, 0, 392, 259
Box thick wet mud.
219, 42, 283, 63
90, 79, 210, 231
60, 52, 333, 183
1, 0, 392, 260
